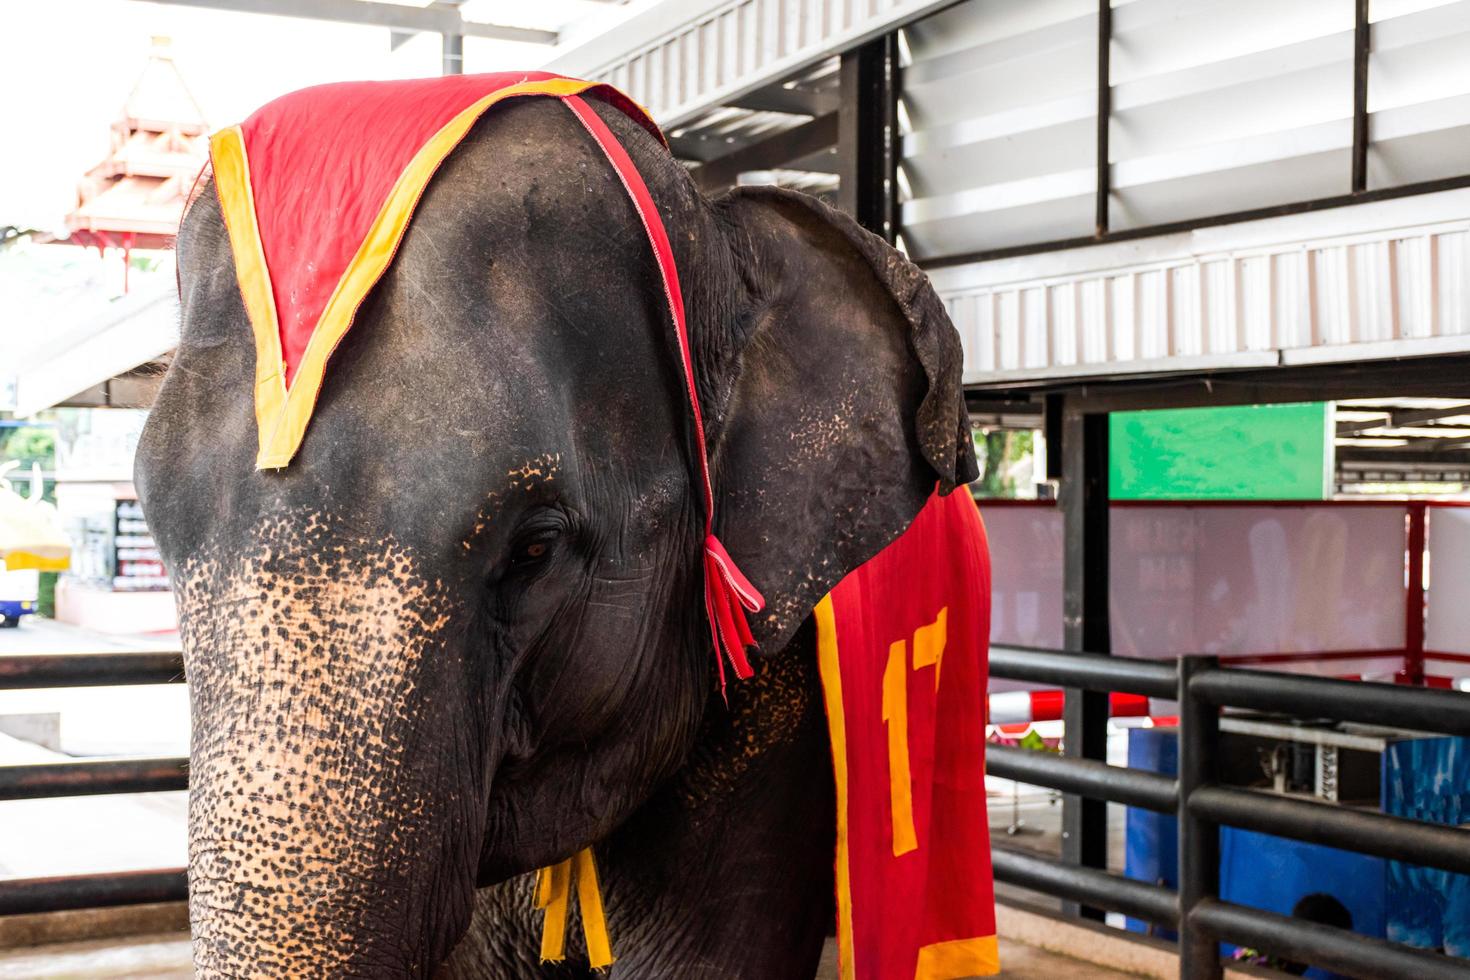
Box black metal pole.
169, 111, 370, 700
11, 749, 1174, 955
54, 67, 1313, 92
1191, 667, 1470, 737
1351, 0, 1370, 193
0, 757, 188, 801
0, 653, 184, 690
1095, 0, 1112, 236
1179, 656, 1222, 980
992, 844, 1178, 927
1192, 898, 1470, 980
1060, 404, 1110, 920
987, 743, 1177, 813
837, 34, 899, 242
1190, 785, 1470, 876
989, 646, 1176, 699
0, 869, 187, 916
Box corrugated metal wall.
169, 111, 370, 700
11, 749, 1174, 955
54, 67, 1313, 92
930, 190, 1470, 384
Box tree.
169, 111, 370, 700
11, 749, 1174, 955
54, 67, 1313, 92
973, 428, 1035, 497
2, 427, 55, 473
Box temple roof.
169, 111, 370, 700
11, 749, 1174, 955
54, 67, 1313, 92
63, 37, 209, 250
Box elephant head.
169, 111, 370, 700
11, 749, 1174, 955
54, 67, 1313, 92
136, 95, 976, 977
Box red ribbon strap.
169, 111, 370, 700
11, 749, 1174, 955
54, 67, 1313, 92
561, 95, 764, 695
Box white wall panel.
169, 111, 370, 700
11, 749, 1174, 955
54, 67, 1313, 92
1426, 506, 1470, 656
984, 503, 1411, 662
1111, 505, 1408, 659
982, 505, 1064, 651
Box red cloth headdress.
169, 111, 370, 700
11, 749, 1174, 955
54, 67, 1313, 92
204, 72, 762, 690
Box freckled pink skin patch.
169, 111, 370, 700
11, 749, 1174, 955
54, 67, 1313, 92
176, 512, 475, 978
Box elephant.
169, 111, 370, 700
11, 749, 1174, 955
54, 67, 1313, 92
135, 93, 978, 978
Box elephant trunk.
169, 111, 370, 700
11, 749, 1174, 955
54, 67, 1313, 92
178, 539, 483, 978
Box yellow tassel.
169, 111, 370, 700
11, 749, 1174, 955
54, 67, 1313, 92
536, 860, 571, 962
536, 848, 615, 970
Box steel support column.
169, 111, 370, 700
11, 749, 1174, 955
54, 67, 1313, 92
837, 34, 899, 243
1094, 0, 1112, 236
442, 32, 463, 75
1060, 405, 1110, 920
1351, 0, 1371, 193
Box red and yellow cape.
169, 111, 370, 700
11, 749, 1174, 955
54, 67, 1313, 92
818, 489, 999, 979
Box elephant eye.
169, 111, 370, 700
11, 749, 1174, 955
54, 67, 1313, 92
509, 527, 561, 569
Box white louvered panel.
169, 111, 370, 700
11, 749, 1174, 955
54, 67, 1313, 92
927, 190, 1470, 384
1200, 259, 1236, 355
1368, 0, 1470, 188
1109, 0, 1355, 231
899, 0, 1098, 257
974, 293, 998, 373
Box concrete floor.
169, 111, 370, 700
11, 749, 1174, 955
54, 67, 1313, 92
0, 933, 1139, 979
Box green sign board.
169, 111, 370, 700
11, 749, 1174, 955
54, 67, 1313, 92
1109, 402, 1332, 500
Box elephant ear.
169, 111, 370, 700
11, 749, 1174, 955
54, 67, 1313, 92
707, 185, 978, 653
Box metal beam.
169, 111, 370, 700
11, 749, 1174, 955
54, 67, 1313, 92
136, 0, 558, 45
990, 353, 1470, 415
691, 113, 839, 193
729, 85, 840, 118
1338, 446, 1470, 466
668, 134, 738, 164
1336, 404, 1470, 435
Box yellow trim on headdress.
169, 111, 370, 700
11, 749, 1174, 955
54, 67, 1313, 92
535, 847, 615, 970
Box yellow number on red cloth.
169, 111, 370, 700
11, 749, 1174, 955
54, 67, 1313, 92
881, 607, 948, 857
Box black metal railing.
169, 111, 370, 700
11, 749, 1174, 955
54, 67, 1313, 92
5, 646, 1470, 980
0, 652, 189, 916
989, 645, 1470, 980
